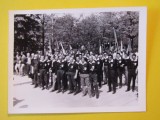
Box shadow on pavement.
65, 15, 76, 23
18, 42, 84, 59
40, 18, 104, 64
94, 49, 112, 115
13, 97, 24, 107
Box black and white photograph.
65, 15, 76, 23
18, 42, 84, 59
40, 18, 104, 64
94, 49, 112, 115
8, 7, 147, 114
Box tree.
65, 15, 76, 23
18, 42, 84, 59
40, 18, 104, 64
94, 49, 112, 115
14, 11, 139, 54
14, 14, 42, 53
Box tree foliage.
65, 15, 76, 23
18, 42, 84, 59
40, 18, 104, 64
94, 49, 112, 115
14, 11, 139, 54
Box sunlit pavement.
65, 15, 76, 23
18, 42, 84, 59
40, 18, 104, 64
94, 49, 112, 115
12, 75, 138, 109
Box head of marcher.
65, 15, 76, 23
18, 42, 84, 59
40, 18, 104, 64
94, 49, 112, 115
26, 53, 30, 58
31, 53, 34, 58
21, 51, 24, 56
99, 55, 103, 60
104, 53, 107, 58
116, 53, 121, 59
16, 52, 19, 56
40, 55, 45, 61
108, 54, 113, 61
45, 55, 48, 61
89, 56, 93, 63
81, 57, 85, 63
76, 56, 80, 62
34, 54, 38, 59
132, 53, 136, 60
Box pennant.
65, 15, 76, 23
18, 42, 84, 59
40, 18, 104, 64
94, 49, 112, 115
121, 40, 123, 52
69, 45, 72, 50
127, 39, 132, 53
60, 42, 66, 55
113, 27, 118, 50
99, 45, 102, 54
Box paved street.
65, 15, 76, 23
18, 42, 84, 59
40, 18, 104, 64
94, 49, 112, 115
12, 75, 138, 110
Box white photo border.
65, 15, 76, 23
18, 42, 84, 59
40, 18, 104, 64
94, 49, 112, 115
8, 7, 147, 114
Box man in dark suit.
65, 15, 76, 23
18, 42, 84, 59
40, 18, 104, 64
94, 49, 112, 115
108, 54, 117, 94
67, 56, 78, 94
89, 56, 99, 98
79, 57, 90, 97
126, 53, 138, 92
56, 55, 67, 93
32, 54, 39, 87
116, 53, 125, 88
38, 55, 48, 90
50, 56, 59, 92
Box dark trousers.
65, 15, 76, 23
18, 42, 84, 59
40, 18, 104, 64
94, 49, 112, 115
90, 73, 99, 97
63, 73, 68, 90
26, 64, 31, 76
39, 69, 48, 88
117, 68, 122, 87
33, 70, 38, 85
57, 70, 65, 91
108, 70, 116, 92
97, 72, 103, 87
104, 66, 109, 84
124, 66, 128, 85
67, 72, 76, 91
75, 75, 81, 92
127, 69, 137, 91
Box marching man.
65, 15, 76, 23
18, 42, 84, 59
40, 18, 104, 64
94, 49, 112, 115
108, 54, 117, 94
79, 57, 90, 97
126, 53, 138, 92
89, 56, 99, 98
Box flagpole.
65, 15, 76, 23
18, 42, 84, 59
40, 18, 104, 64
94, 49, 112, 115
60, 42, 66, 55
113, 27, 118, 52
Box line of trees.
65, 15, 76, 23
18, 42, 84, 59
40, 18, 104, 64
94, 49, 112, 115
14, 11, 139, 54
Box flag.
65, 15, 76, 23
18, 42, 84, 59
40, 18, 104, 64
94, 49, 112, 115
56, 39, 59, 50
69, 45, 72, 50
120, 40, 123, 51
113, 27, 118, 49
60, 42, 66, 55
99, 39, 102, 54
127, 39, 132, 53
99, 45, 102, 54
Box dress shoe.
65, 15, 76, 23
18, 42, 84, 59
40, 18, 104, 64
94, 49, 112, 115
42, 87, 45, 90
68, 91, 73, 94
125, 89, 130, 92
107, 90, 112, 92
50, 89, 56, 92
